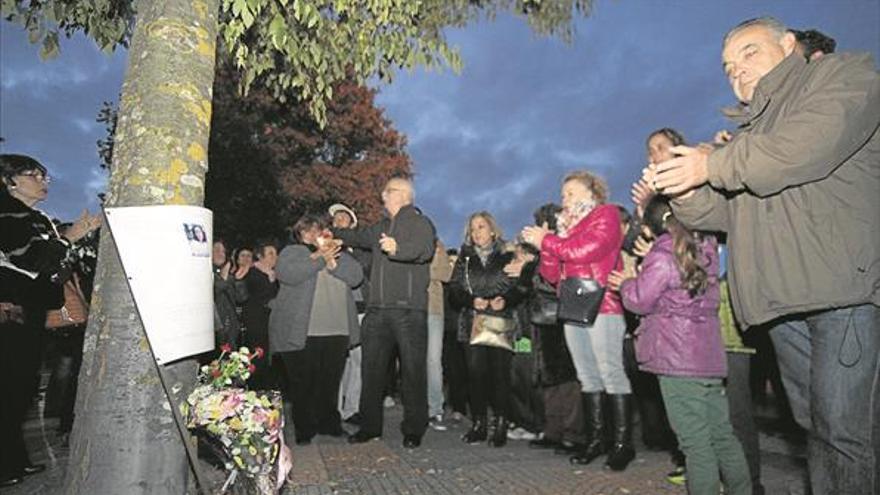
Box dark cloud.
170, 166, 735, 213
377, 1, 880, 246
1, 24, 126, 220
2, 1, 878, 245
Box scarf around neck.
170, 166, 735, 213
473, 242, 494, 265
556, 199, 597, 238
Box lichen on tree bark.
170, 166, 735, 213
65, 0, 220, 493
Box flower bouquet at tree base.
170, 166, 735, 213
182, 345, 292, 494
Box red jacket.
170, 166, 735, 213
539, 203, 624, 315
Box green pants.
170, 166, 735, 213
659, 376, 751, 495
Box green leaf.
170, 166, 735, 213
28, 25, 42, 44
241, 7, 254, 28
39, 31, 60, 60
268, 13, 287, 49
306, 7, 319, 29
232, 0, 245, 16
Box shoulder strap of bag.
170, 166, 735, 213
464, 255, 473, 294
67, 272, 90, 312
591, 250, 622, 289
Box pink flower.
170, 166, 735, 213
254, 347, 265, 359
220, 343, 232, 353
248, 364, 256, 373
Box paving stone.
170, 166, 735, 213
8, 393, 806, 495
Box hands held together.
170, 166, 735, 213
474, 296, 505, 311
636, 145, 711, 200
520, 225, 550, 250
310, 231, 343, 270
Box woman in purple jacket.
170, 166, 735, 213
608, 196, 751, 495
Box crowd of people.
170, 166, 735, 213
1, 16, 877, 495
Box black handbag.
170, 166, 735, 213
529, 277, 559, 326
557, 277, 605, 325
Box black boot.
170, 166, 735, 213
488, 416, 508, 447
606, 394, 635, 471
462, 416, 488, 444
553, 440, 582, 455
570, 392, 606, 465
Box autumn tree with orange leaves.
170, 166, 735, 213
207, 60, 411, 246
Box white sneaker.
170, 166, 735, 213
428, 415, 448, 431
507, 427, 525, 440
518, 430, 538, 441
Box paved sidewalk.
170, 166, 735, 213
284, 406, 807, 495
9, 399, 807, 494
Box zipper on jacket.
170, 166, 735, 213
379, 215, 398, 305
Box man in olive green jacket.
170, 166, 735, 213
650, 17, 879, 495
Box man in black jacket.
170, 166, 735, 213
334, 176, 436, 448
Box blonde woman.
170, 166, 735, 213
448, 212, 524, 447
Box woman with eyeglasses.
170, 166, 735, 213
0, 154, 100, 487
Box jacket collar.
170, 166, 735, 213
385, 203, 418, 220
721, 53, 805, 126
0, 192, 30, 213
460, 239, 504, 258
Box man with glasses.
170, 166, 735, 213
333, 176, 437, 449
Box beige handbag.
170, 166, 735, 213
469, 313, 515, 351
463, 255, 515, 351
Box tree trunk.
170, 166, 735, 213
64, 0, 219, 493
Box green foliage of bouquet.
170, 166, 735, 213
201, 343, 264, 388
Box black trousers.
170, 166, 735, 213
466, 344, 512, 418
509, 352, 543, 431
443, 329, 469, 415
276, 335, 348, 442
542, 380, 586, 444
45, 325, 85, 433
0, 316, 44, 479
630, 367, 676, 448
243, 307, 272, 390
359, 308, 428, 438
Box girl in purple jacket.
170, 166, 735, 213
608, 196, 751, 495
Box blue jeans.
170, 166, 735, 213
727, 352, 763, 495
769, 304, 880, 495
427, 314, 445, 417
564, 314, 631, 394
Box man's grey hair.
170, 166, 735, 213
723, 16, 788, 48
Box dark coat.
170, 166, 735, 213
213, 266, 248, 346
268, 245, 362, 353
518, 259, 578, 387
448, 241, 524, 343
242, 268, 279, 343
334, 204, 435, 311
0, 193, 69, 313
